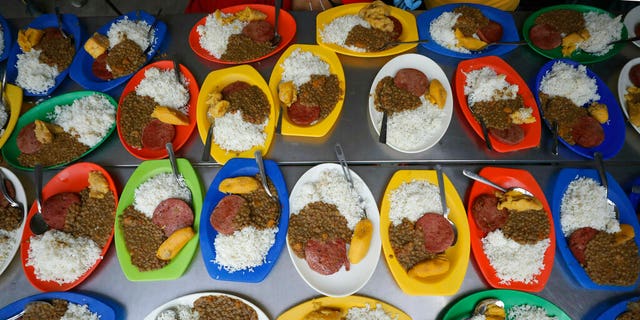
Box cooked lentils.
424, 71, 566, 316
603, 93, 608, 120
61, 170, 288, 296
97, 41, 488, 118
64, 188, 115, 248
120, 207, 168, 271
453, 6, 489, 37
288, 201, 352, 259
617, 301, 640, 320
236, 176, 279, 229
22, 299, 68, 320
18, 126, 89, 168
298, 74, 342, 119
221, 34, 273, 62
584, 231, 640, 286
389, 218, 437, 270
119, 92, 156, 149
194, 295, 258, 320
374, 76, 421, 114
472, 96, 525, 130
535, 9, 585, 35
345, 25, 396, 52
540, 93, 588, 145
35, 28, 75, 72
106, 38, 146, 78
225, 84, 270, 124
501, 209, 550, 245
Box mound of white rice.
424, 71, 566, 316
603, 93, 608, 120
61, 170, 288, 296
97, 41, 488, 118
197, 12, 247, 58
51, 93, 116, 147
579, 11, 622, 56
156, 305, 199, 320
464, 67, 519, 105
539, 61, 600, 107
389, 179, 443, 226
320, 15, 370, 52
429, 11, 470, 53
280, 48, 330, 87
213, 111, 267, 152
26, 229, 102, 284
135, 67, 189, 113
213, 226, 277, 272
107, 16, 154, 50
15, 49, 59, 95
61, 303, 101, 320
345, 304, 398, 320
134, 172, 191, 218
560, 176, 620, 236
507, 304, 557, 320
481, 229, 549, 284
0, 229, 17, 265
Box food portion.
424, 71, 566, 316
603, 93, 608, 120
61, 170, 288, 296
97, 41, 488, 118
119, 66, 190, 150
119, 172, 193, 271
154, 295, 258, 320
463, 67, 536, 145
277, 48, 342, 126
624, 64, 640, 127
561, 176, 640, 286
529, 9, 622, 56
0, 178, 22, 267
196, 7, 275, 62
16, 94, 116, 168
319, 1, 402, 52
26, 171, 115, 284
209, 175, 280, 272
429, 6, 503, 53
205, 80, 270, 153
617, 300, 640, 320
538, 61, 606, 148
467, 300, 557, 320
16, 27, 75, 94
304, 303, 399, 320
22, 299, 100, 320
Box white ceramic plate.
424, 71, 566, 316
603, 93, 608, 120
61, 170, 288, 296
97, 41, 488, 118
0, 167, 27, 276
617, 57, 640, 135
287, 163, 381, 297
624, 5, 640, 48
368, 53, 453, 153
143, 292, 268, 320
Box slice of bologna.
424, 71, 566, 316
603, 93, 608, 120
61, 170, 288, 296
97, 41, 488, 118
0, 179, 16, 208
141, 119, 176, 150
568, 227, 599, 265
42, 192, 81, 230
571, 115, 604, 148
287, 102, 321, 126
393, 68, 429, 97
210, 194, 247, 235
488, 124, 525, 145
529, 23, 562, 50
152, 198, 194, 237
629, 64, 640, 87
471, 193, 509, 233
16, 122, 42, 155
477, 20, 503, 44
304, 238, 349, 275
222, 81, 251, 99
415, 213, 455, 253
389, 16, 403, 40
242, 20, 275, 43
92, 52, 113, 81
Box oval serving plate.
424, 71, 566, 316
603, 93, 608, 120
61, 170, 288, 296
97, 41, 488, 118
6, 14, 82, 97
114, 159, 202, 281
416, 3, 520, 59
549, 168, 640, 290
2, 91, 117, 171
0, 291, 116, 320
368, 53, 453, 153
316, 3, 418, 58
0, 84, 24, 150
117, 60, 199, 160
0, 14, 12, 62
144, 292, 268, 320
277, 295, 411, 320
455, 56, 541, 152
0, 167, 27, 277
534, 59, 625, 159
268, 44, 345, 137
69, 10, 167, 92
595, 296, 640, 319
467, 167, 555, 292
196, 64, 276, 165
200, 158, 289, 282
623, 5, 640, 48
442, 289, 571, 320
617, 57, 640, 136
20, 162, 118, 291
523, 4, 627, 64
188, 4, 296, 65
380, 169, 469, 295
287, 163, 381, 297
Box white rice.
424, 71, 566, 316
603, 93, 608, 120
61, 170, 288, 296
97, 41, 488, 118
213, 226, 277, 272
197, 12, 247, 58
469, 315, 486, 320
156, 305, 199, 320
429, 11, 470, 53
579, 12, 622, 56
560, 176, 620, 236
135, 67, 189, 113
134, 172, 191, 218
464, 67, 519, 106
539, 61, 600, 107
507, 304, 557, 320
320, 15, 370, 52
280, 48, 330, 88
213, 111, 267, 152
61, 303, 101, 320
0, 229, 17, 265
26, 229, 102, 285
291, 167, 365, 230
345, 303, 398, 320
389, 179, 443, 226
51, 94, 116, 147
15, 49, 59, 95
107, 16, 154, 50
481, 229, 549, 284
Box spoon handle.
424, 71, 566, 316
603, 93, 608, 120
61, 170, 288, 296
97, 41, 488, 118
435, 165, 448, 216
462, 169, 507, 193
202, 124, 213, 162
254, 150, 273, 198
0, 169, 19, 208
274, 0, 281, 33
594, 152, 608, 194
379, 111, 388, 144
35, 164, 42, 214
172, 59, 181, 85
166, 143, 187, 189
551, 121, 559, 156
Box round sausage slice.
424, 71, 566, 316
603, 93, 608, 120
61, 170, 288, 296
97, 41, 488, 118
471, 193, 509, 233
571, 115, 604, 148
141, 119, 175, 150
529, 24, 562, 50
152, 198, 194, 237
304, 238, 349, 275
415, 213, 455, 253
477, 20, 503, 44
92, 52, 113, 81
394, 68, 429, 97
242, 20, 275, 43
17, 123, 42, 155
389, 16, 403, 40
210, 195, 248, 235
568, 227, 599, 265
287, 102, 321, 126
222, 81, 251, 99
629, 64, 640, 87
489, 124, 525, 145
42, 192, 81, 230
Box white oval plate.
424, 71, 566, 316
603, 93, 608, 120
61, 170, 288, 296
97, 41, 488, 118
624, 5, 640, 48
617, 57, 640, 135
287, 163, 381, 297
143, 292, 268, 320
368, 53, 453, 153
0, 167, 27, 276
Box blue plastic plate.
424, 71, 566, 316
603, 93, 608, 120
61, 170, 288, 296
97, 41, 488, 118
416, 3, 519, 59
549, 168, 640, 290
6, 14, 82, 97
595, 297, 640, 319
0, 292, 116, 319
69, 10, 167, 92
200, 158, 289, 283
0, 14, 12, 62
534, 59, 625, 159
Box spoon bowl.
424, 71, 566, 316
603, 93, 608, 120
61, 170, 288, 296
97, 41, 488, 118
465, 298, 505, 320
594, 152, 619, 219
462, 169, 533, 197
0, 169, 21, 210
29, 164, 49, 235
254, 150, 280, 212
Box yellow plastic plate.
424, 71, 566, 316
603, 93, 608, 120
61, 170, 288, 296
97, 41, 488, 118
316, 3, 418, 57
196, 65, 276, 165
0, 84, 23, 150
277, 295, 411, 320
268, 44, 345, 137
380, 170, 469, 295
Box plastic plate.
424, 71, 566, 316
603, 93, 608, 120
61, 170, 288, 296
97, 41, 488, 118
277, 295, 411, 320
617, 57, 640, 136
144, 292, 268, 320
0, 291, 116, 319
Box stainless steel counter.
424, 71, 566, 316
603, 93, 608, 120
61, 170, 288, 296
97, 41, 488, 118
1, 10, 640, 320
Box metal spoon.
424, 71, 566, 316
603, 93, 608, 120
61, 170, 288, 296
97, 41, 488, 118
29, 164, 49, 235
201, 116, 214, 162
379, 39, 526, 51
462, 169, 533, 197
334, 143, 367, 219
254, 150, 280, 211
0, 169, 21, 210
54, 6, 68, 39
1, 68, 7, 110
142, 8, 162, 55
594, 152, 619, 219
465, 298, 505, 320
378, 111, 388, 144
436, 165, 457, 246
551, 121, 559, 156
172, 59, 181, 85
470, 108, 492, 151
608, 35, 640, 45
166, 143, 188, 191
270, 0, 282, 48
